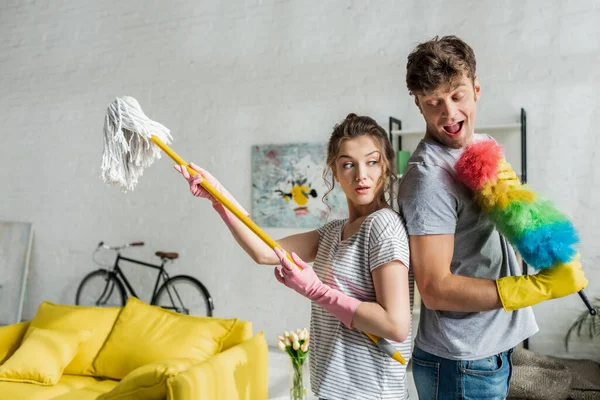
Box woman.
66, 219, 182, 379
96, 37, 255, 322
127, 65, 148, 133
175, 113, 413, 399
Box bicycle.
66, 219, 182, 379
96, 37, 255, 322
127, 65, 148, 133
75, 241, 214, 316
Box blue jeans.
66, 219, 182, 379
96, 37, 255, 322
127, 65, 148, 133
412, 345, 514, 400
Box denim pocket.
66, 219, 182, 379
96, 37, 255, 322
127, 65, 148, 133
461, 353, 503, 376
460, 352, 511, 400
412, 356, 440, 400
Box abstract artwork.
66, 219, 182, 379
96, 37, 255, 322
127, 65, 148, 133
252, 143, 347, 228
0, 221, 33, 325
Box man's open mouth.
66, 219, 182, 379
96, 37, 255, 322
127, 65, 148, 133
443, 121, 464, 136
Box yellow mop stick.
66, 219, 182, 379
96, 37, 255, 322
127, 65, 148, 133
150, 135, 406, 365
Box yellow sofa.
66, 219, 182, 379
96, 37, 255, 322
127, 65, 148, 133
0, 297, 268, 400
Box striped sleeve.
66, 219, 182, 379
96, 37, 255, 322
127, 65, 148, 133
316, 219, 339, 239
368, 210, 410, 272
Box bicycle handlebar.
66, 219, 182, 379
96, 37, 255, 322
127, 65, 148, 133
97, 241, 145, 250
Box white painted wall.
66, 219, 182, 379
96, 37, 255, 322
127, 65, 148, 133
1, 0, 598, 361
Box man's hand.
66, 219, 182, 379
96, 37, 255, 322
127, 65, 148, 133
496, 257, 588, 311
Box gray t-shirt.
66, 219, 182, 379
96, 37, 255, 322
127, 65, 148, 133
397, 134, 538, 360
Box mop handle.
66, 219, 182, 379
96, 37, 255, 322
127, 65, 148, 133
150, 135, 406, 365
149, 136, 293, 263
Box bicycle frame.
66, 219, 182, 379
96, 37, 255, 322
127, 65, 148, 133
82, 242, 212, 315
108, 253, 171, 303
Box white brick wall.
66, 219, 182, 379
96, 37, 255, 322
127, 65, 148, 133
1, 0, 599, 361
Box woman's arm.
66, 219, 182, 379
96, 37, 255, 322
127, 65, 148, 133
351, 261, 411, 343
174, 163, 319, 265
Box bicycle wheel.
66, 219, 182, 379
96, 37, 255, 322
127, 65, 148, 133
153, 275, 214, 317
76, 269, 126, 307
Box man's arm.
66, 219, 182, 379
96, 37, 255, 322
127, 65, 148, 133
410, 234, 502, 312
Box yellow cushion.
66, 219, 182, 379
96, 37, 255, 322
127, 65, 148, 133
0, 321, 31, 364
166, 332, 269, 400
0, 327, 92, 385
27, 301, 122, 375
97, 358, 196, 400
51, 380, 122, 400
93, 297, 238, 380
221, 319, 253, 352
0, 374, 116, 400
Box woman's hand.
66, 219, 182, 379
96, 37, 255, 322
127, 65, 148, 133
273, 248, 323, 297
173, 162, 249, 227
173, 163, 219, 201
273, 248, 360, 328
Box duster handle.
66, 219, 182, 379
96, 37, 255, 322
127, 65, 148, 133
578, 290, 598, 316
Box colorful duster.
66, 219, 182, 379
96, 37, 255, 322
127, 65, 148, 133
454, 139, 579, 270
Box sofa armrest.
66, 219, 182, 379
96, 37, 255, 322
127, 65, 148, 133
167, 332, 268, 400
0, 321, 30, 364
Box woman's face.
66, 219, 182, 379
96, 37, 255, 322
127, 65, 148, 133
334, 135, 384, 208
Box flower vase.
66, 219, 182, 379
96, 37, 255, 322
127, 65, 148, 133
289, 358, 307, 400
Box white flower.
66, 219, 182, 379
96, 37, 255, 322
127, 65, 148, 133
279, 327, 309, 357
290, 331, 299, 343
277, 340, 286, 352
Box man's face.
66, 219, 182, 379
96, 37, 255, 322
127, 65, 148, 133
414, 74, 481, 149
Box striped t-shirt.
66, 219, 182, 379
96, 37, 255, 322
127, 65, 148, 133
310, 208, 413, 400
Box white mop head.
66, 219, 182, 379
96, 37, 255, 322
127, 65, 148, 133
101, 96, 173, 191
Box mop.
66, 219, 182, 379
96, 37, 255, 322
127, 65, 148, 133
100, 96, 406, 364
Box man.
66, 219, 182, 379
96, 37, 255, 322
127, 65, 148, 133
397, 35, 588, 399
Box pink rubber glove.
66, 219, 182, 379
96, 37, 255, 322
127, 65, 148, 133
273, 248, 361, 328
173, 163, 249, 227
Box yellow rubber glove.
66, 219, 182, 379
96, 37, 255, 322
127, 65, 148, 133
496, 257, 589, 312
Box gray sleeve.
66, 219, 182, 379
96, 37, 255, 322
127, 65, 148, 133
397, 164, 459, 235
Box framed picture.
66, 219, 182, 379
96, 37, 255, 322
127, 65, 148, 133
0, 221, 33, 325
252, 143, 347, 228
